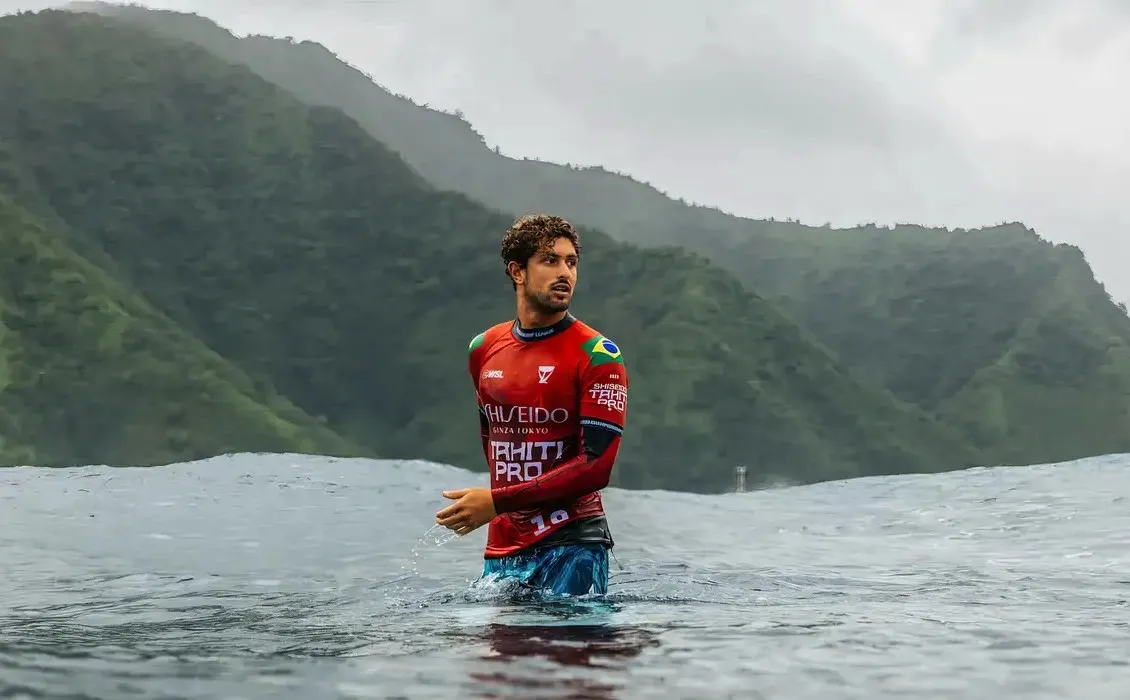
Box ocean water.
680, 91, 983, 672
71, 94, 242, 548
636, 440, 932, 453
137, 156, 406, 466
2, 453, 1129, 699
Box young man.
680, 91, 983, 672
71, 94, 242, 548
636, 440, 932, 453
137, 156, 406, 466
435, 214, 629, 596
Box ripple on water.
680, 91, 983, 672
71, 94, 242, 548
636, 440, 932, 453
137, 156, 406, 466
2, 453, 1130, 699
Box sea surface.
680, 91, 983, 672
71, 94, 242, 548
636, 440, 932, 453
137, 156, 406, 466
2, 453, 1129, 699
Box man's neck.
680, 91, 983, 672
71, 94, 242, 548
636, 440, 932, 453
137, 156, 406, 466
512, 297, 574, 343
516, 308, 567, 330
516, 296, 567, 330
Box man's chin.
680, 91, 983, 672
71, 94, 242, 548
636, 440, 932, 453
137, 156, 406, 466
530, 293, 571, 313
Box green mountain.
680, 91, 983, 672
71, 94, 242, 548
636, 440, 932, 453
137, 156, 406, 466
72, 2, 1130, 467
0, 9, 983, 490
937, 245, 1130, 465
0, 191, 359, 467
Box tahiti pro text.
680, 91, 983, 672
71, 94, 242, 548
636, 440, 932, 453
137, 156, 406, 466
490, 440, 568, 482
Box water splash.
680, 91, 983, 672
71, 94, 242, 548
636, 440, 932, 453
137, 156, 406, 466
384, 524, 463, 595
417, 523, 461, 550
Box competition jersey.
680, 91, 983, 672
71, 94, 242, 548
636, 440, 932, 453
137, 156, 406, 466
467, 313, 629, 559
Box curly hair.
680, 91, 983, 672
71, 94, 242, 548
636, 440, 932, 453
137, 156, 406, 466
500, 214, 582, 289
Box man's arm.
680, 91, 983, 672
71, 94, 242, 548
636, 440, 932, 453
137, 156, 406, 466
435, 329, 499, 536
476, 401, 491, 465
468, 331, 491, 466
491, 338, 628, 513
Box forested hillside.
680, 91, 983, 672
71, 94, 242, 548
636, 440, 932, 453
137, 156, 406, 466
938, 246, 1130, 465
0, 192, 359, 467
0, 9, 989, 490
74, 2, 1130, 468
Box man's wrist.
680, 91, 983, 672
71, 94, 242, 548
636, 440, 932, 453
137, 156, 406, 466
490, 486, 514, 514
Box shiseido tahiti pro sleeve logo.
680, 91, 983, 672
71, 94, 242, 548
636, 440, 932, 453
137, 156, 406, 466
582, 335, 624, 366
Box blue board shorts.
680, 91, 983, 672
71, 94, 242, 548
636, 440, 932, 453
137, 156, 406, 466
481, 543, 610, 596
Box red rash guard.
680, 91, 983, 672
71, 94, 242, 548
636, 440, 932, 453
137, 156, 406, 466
467, 313, 629, 558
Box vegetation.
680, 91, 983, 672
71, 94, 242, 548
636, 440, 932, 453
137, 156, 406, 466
0, 193, 360, 467
0, 10, 991, 491
937, 246, 1130, 465
74, 2, 1130, 469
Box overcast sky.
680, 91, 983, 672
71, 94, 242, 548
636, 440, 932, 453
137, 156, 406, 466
8, 0, 1130, 303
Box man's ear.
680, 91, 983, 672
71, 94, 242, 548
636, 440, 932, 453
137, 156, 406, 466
507, 260, 525, 286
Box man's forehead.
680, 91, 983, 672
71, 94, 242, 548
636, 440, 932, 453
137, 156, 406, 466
542, 237, 578, 256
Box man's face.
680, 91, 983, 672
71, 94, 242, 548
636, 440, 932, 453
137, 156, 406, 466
516, 236, 578, 314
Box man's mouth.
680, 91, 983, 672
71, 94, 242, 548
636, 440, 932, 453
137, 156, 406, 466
551, 283, 570, 293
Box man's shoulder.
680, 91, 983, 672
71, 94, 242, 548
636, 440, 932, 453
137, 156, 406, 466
467, 321, 512, 356
570, 320, 625, 367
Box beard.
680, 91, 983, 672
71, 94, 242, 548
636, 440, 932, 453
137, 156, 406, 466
526, 287, 570, 314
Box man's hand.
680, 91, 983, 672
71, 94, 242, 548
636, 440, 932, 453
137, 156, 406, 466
435, 487, 497, 536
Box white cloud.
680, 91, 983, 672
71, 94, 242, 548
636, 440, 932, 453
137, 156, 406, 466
7, 0, 1130, 303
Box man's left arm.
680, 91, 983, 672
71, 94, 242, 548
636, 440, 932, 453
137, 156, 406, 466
491, 343, 628, 513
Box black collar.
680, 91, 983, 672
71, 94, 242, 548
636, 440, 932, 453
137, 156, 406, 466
512, 313, 576, 342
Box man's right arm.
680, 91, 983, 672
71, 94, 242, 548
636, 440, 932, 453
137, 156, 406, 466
468, 331, 491, 467
476, 401, 491, 465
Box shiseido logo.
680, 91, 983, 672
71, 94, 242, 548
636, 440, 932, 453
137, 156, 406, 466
483, 404, 569, 424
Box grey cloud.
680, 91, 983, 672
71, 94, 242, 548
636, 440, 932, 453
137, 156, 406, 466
420, 0, 948, 150
339, 0, 981, 188
352, 0, 984, 210
932, 0, 1130, 60
947, 0, 1061, 37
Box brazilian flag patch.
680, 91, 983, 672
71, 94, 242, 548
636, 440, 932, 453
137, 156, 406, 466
583, 335, 624, 366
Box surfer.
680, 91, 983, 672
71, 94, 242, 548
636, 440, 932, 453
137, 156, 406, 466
436, 213, 629, 597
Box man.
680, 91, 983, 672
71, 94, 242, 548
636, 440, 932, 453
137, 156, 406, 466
435, 213, 629, 597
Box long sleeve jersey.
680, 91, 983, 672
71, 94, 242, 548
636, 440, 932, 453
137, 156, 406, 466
467, 313, 629, 558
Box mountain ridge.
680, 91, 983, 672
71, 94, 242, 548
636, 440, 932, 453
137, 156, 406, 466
66, 1, 1130, 468
0, 8, 987, 490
